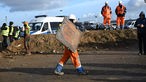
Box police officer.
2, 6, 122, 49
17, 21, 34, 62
1, 23, 9, 48
9, 21, 14, 43
13, 26, 20, 40
134, 11, 146, 55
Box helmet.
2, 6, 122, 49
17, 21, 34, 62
105, 1, 108, 4
119, 0, 122, 4
69, 14, 77, 23
69, 14, 76, 20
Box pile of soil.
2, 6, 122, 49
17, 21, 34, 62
7, 34, 64, 54
79, 29, 137, 51
1, 29, 137, 55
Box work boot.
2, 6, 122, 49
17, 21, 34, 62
54, 64, 64, 76
120, 25, 124, 30
76, 67, 87, 75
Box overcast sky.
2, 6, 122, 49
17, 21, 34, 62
0, 0, 146, 26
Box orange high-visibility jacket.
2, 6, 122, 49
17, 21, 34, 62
115, 5, 126, 17
101, 6, 112, 18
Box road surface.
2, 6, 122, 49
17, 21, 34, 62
0, 51, 146, 82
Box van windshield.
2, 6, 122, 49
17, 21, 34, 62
29, 22, 43, 31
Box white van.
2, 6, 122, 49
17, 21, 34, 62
125, 21, 136, 29
29, 15, 64, 35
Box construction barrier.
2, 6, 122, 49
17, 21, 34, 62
56, 18, 81, 52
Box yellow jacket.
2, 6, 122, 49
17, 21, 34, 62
1, 26, 9, 36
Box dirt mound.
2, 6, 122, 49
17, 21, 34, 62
7, 34, 64, 53
80, 29, 137, 51
1, 29, 137, 55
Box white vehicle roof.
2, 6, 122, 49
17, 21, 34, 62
30, 16, 64, 23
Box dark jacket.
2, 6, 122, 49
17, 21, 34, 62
134, 12, 146, 34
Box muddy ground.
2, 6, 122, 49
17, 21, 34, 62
0, 51, 146, 82
1, 29, 146, 82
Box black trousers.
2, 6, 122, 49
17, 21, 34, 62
138, 33, 146, 54
2, 35, 8, 48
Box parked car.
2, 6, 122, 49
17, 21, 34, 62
96, 23, 117, 30
83, 21, 97, 30
125, 21, 136, 29
75, 22, 85, 32
96, 23, 105, 30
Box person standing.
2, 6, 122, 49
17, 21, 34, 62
13, 26, 20, 40
1, 23, 9, 48
115, 1, 127, 29
9, 21, 14, 43
23, 21, 31, 55
101, 1, 112, 30
54, 14, 87, 75
134, 11, 146, 55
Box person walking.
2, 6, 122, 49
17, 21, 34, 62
101, 1, 112, 30
9, 21, 14, 43
23, 21, 31, 55
54, 14, 87, 76
115, 1, 127, 29
134, 11, 146, 55
1, 23, 9, 48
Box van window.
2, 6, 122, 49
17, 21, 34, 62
42, 22, 48, 31
29, 22, 42, 31
50, 22, 62, 30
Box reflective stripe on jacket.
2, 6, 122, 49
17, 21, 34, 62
24, 25, 30, 36
9, 26, 14, 35
14, 30, 20, 38
2, 26, 9, 36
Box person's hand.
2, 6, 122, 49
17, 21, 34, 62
140, 24, 144, 28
